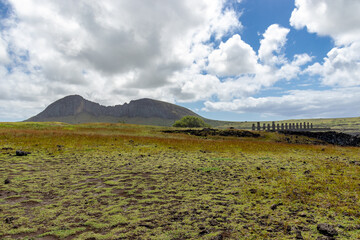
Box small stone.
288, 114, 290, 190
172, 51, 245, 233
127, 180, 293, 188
317, 223, 338, 237
295, 230, 304, 239
249, 189, 257, 194
199, 229, 209, 236
211, 235, 223, 240
350, 161, 360, 166
270, 202, 283, 210
337, 224, 345, 229
16, 150, 30, 156
4, 179, 10, 184
5, 217, 15, 224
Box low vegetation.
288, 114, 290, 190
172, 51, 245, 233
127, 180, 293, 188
0, 122, 359, 239
173, 116, 210, 128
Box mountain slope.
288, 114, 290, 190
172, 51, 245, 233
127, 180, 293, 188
26, 95, 202, 126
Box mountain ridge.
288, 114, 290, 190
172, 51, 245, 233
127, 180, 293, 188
26, 95, 202, 126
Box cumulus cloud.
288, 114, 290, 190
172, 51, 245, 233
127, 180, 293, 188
201, 1, 360, 120
1, 0, 359, 121
291, 0, 360, 88
290, 0, 360, 45
0, 35, 9, 64
276, 54, 312, 80
203, 1, 360, 119
258, 24, 290, 65
207, 34, 258, 76
306, 43, 360, 87
204, 88, 360, 118
0, 0, 243, 119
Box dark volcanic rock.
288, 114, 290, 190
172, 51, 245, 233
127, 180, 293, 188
163, 128, 260, 138
4, 179, 10, 184
5, 217, 15, 224
280, 131, 360, 147
317, 223, 338, 237
16, 150, 30, 156
26, 95, 200, 123
249, 189, 257, 194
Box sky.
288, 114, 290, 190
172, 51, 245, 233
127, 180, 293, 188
0, 0, 360, 122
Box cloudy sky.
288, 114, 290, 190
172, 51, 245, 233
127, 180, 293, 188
0, 0, 360, 122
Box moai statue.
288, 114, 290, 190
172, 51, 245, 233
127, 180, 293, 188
263, 123, 266, 130
307, 123, 310, 129
292, 123, 296, 129
304, 122, 307, 129
252, 124, 255, 131
272, 121, 276, 131
281, 123, 284, 130
277, 123, 280, 130
296, 123, 299, 129
288, 123, 291, 129
267, 124, 271, 131
285, 123, 288, 130
311, 123, 313, 129
300, 123, 302, 129
257, 122, 261, 131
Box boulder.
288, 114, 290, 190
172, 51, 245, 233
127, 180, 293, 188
317, 223, 338, 237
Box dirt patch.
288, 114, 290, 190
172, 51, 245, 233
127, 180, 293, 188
5, 196, 27, 204
37, 236, 59, 240
0, 190, 17, 198
21, 200, 43, 207
112, 188, 128, 197
4, 230, 44, 240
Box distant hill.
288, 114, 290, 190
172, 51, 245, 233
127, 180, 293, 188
25, 95, 205, 126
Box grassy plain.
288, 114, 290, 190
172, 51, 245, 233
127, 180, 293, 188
0, 122, 360, 239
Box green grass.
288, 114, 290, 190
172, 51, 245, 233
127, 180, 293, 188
0, 122, 359, 239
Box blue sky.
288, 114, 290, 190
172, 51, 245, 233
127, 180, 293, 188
0, 0, 359, 122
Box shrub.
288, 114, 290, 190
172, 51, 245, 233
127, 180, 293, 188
173, 116, 210, 128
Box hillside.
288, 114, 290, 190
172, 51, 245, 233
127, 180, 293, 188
25, 95, 204, 126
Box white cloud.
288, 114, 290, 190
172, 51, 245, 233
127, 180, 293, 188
207, 34, 258, 76
276, 54, 312, 80
1, 0, 358, 121
204, 88, 360, 118
258, 24, 290, 65
0, 36, 9, 64
201, 1, 360, 119
0, 0, 244, 120
291, 0, 360, 88
290, 0, 360, 45
306, 43, 360, 87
